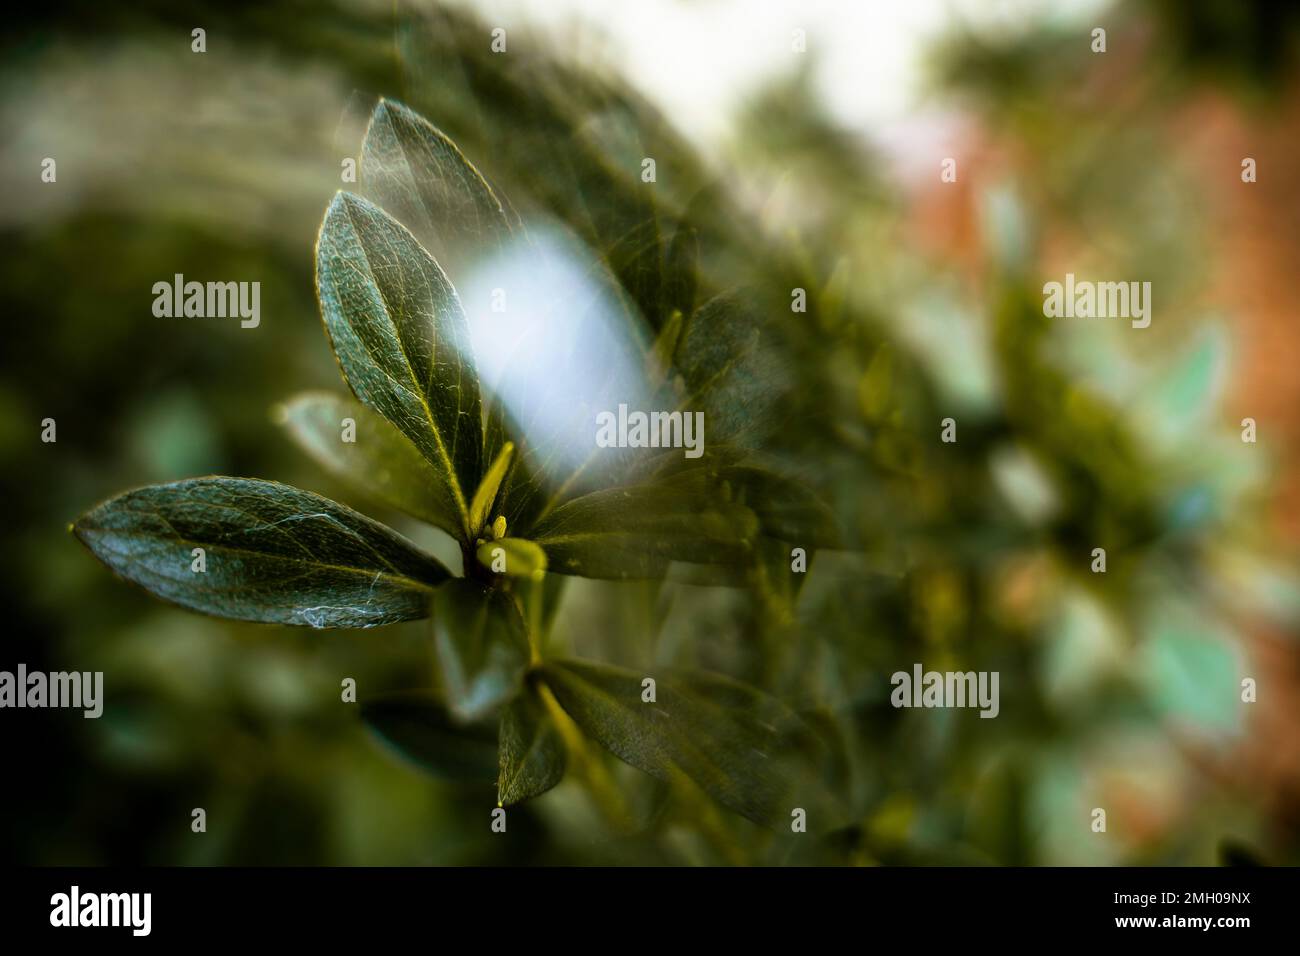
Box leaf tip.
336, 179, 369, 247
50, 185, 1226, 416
68, 513, 96, 551
372, 96, 422, 126
326, 190, 360, 218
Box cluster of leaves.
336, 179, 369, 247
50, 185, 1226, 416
23, 0, 1290, 864
75, 98, 840, 824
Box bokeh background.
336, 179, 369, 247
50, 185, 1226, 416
2, 0, 1298, 865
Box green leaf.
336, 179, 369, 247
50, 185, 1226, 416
361, 97, 514, 282
718, 465, 841, 548
473, 229, 654, 532
468, 440, 514, 539
525, 573, 569, 643
647, 307, 685, 387
431, 579, 530, 721
539, 659, 811, 827
476, 536, 548, 581
530, 478, 759, 579
636, 452, 842, 549
277, 391, 460, 534
361, 690, 499, 782
674, 291, 791, 448
74, 478, 448, 627
316, 191, 483, 537
497, 687, 566, 806
663, 220, 698, 321
396, 16, 705, 336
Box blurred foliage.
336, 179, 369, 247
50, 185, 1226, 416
2, 0, 1298, 865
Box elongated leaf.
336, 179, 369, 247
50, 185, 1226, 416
362, 690, 499, 782
663, 220, 698, 322
471, 227, 655, 532
74, 478, 448, 627
647, 306, 685, 387
278, 391, 459, 534
476, 536, 548, 581
600, 217, 664, 329
361, 97, 514, 282
468, 440, 513, 538
539, 659, 810, 827
719, 465, 841, 548
398, 7, 707, 337
526, 573, 569, 642
530, 478, 759, 579
316, 191, 483, 535
674, 291, 791, 448
497, 687, 566, 806
431, 579, 529, 721
635, 451, 842, 549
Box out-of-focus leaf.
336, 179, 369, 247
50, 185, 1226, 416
497, 687, 566, 806
469, 440, 514, 538
539, 659, 811, 826
316, 191, 483, 535
664, 221, 698, 322
603, 218, 664, 326
73, 478, 448, 627
1139, 324, 1225, 447
400, 5, 710, 336
720, 465, 841, 548
361, 690, 499, 782
278, 390, 458, 533
968, 755, 1033, 866
360, 97, 514, 281
648, 306, 685, 386
431, 579, 529, 720
515, 573, 569, 645
476, 536, 548, 581
674, 291, 789, 447
1219, 839, 1266, 867
477, 229, 655, 531
572, 105, 669, 328
645, 452, 839, 547
531, 477, 759, 579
